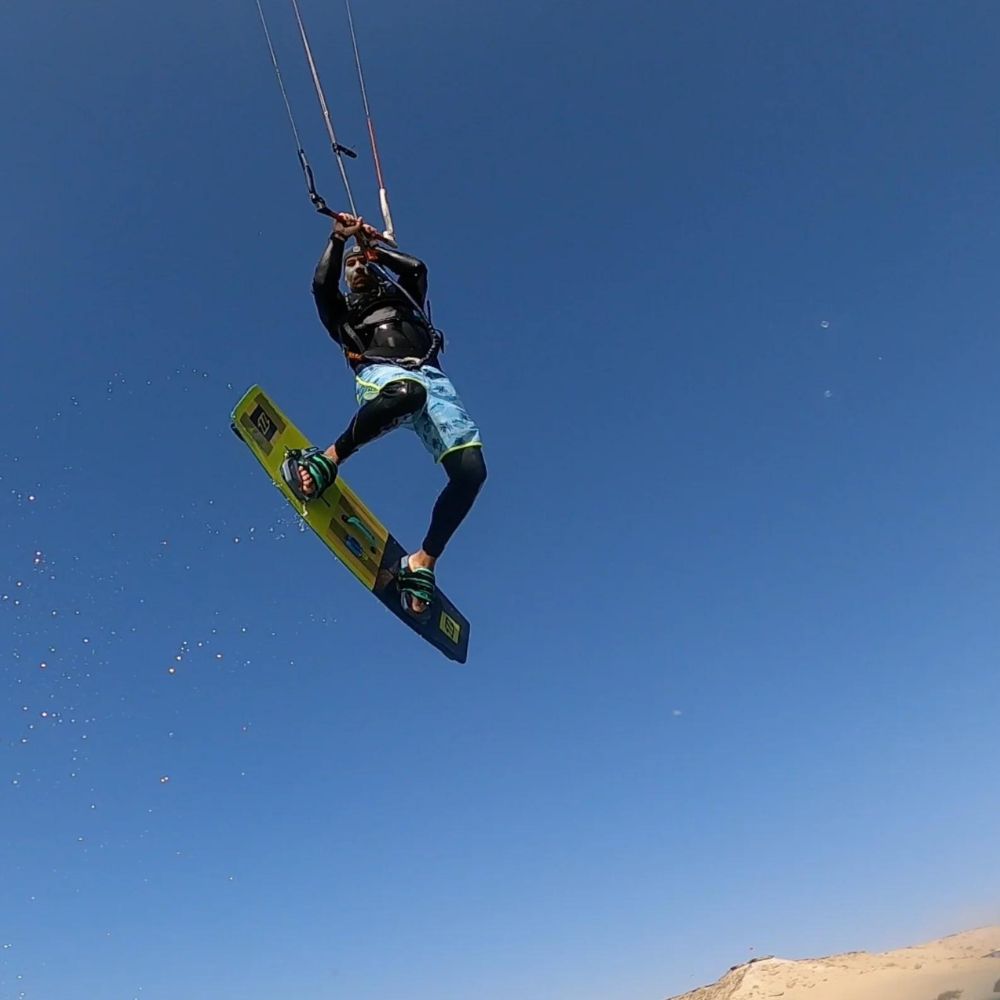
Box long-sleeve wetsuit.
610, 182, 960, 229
312, 234, 439, 371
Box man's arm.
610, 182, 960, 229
312, 233, 348, 342
373, 246, 428, 308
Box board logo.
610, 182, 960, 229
439, 611, 462, 644
250, 405, 276, 441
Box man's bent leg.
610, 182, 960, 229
399, 447, 486, 615
333, 378, 427, 461
397, 367, 485, 614
296, 378, 427, 497
421, 447, 488, 559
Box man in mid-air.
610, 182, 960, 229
281, 213, 487, 617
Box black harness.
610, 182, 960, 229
339, 272, 443, 370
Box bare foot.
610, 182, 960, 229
298, 446, 339, 498
403, 550, 437, 615
298, 466, 316, 497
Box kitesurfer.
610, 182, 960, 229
281, 213, 487, 617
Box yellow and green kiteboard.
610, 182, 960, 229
231, 385, 470, 663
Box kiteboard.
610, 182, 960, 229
231, 385, 470, 663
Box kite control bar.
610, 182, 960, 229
332, 212, 397, 250
257, 0, 400, 245
296, 150, 396, 247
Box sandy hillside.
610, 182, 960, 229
667, 926, 1000, 1000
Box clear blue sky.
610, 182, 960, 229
2, 1, 999, 998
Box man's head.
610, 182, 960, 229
344, 244, 375, 292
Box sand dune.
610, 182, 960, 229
667, 926, 1000, 1000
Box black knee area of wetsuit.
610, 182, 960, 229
422, 447, 488, 558
334, 379, 428, 460
380, 378, 428, 412
442, 446, 488, 494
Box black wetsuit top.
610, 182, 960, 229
312, 235, 438, 372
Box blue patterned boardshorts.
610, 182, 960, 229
354, 363, 483, 463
